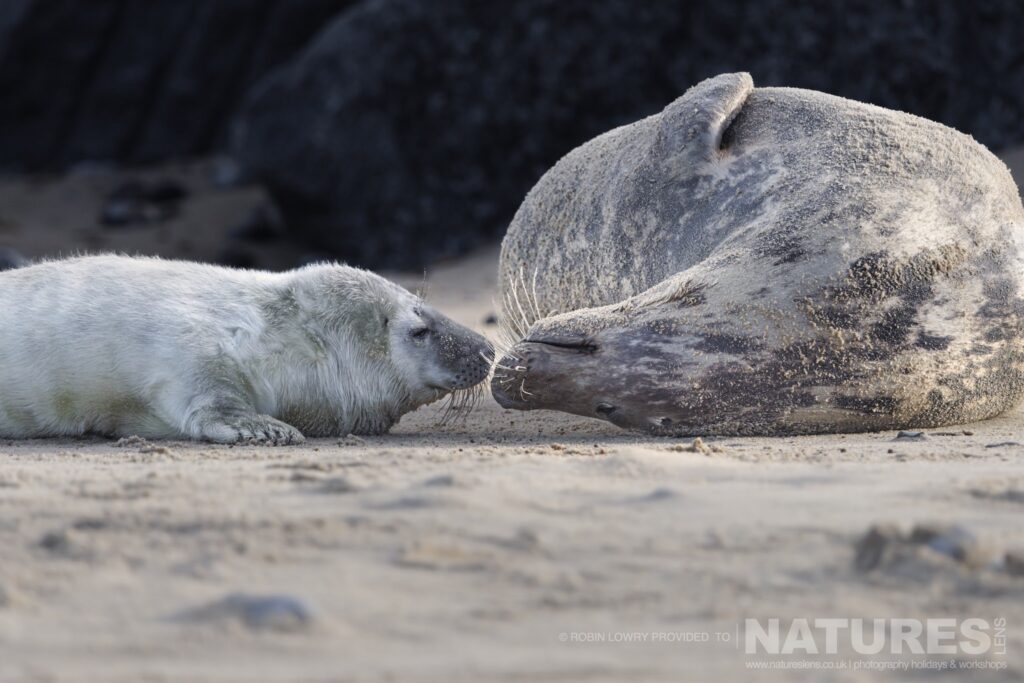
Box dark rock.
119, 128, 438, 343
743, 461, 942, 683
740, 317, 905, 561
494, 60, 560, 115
856, 523, 1001, 575
100, 179, 185, 228
228, 203, 285, 243
3, 1, 1024, 267
0, 0, 357, 171
38, 529, 72, 553
71, 517, 109, 531
130, 1, 281, 163
37, 528, 91, 559
0, 247, 26, 271
317, 476, 359, 494
233, 0, 1024, 268
0, 2, 32, 60
909, 523, 994, 568
217, 246, 259, 269
61, 0, 199, 166
1006, 550, 1024, 576
100, 199, 141, 227
894, 431, 925, 441
421, 474, 456, 487
0, 0, 123, 170
210, 156, 245, 188
178, 593, 313, 632
853, 523, 904, 572
144, 179, 188, 204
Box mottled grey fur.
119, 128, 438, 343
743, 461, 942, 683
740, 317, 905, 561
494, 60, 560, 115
493, 72, 1024, 435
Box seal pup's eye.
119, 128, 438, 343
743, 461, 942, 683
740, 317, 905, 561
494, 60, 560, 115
410, 327, 430, 340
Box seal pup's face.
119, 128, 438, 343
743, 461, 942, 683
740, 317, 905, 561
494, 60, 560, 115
388, 299, 493, 404
289, 265, 492, 429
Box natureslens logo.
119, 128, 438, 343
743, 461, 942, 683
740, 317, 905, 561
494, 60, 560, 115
744, 618, 1007, 657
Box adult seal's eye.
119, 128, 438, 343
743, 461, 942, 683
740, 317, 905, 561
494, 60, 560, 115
410, 327, 430, 340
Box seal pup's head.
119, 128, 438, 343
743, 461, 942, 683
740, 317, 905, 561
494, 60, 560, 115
387, 295, 495, 402
280, 264, 493, 434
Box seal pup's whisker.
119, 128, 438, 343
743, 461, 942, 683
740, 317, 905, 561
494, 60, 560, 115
414, 268, 430, 301
435, 382, 484, 426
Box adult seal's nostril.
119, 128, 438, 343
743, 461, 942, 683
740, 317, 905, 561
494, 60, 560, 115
493, 71, 1024, 436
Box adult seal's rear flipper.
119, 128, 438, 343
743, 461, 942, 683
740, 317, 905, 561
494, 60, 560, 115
655, 72, 753, 167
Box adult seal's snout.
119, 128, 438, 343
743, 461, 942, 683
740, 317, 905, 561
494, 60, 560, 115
493, 72, 1024, 435
492, 334, 598, 410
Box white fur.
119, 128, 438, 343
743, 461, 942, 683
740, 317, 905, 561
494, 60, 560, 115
0, 255, 481, 442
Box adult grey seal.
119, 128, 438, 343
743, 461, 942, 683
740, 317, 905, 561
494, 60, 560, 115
0, 256, 492, 443
492, 72, 1024, 435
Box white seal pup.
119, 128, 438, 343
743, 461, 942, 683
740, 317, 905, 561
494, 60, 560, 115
0, 255, 492, 443
493, 72, 1024, 435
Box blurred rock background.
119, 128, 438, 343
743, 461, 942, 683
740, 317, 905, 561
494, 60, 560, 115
0, 0, 1022, 271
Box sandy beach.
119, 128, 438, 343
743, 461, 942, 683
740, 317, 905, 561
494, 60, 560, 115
1, 3, 1024, 679
0, 246, 1022, 682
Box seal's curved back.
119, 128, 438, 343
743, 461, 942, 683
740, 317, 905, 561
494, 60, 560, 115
495, 73, 1024, 435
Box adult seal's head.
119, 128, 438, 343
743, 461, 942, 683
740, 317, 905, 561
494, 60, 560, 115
492, 73, 1024, 435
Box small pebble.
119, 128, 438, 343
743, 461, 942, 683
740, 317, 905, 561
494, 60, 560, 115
318, 476, 359, 494
668, 437, 721, 455
910, 523, 992, 568
636, 487, 677, 502
181, 593, 312, 632
421, 474, 456, 487
1005, 550, 1024, 576
894, 431, 925, 441
853, 523, 904, 572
